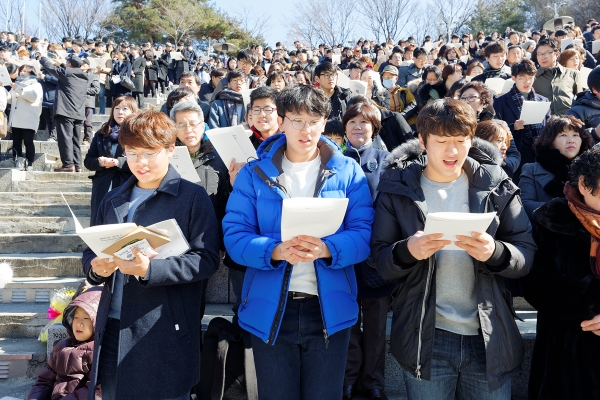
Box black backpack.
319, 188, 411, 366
195, 317, 258, 400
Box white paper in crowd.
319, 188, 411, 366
349, 80, 368, 96
281, 198, 349, 241
501, 79, 514, 94
423, 212, 496, 251
520, 101, 551, 125
0, 66, 11, 86
171, 52, 183, 61
485, 77, 507, 95
61, 193, 137, 259
464, 75, 474, 82
146, 219, 190, 259
170, 146, 200, 183
377, 55, 387, 65
460, 55, 469, 64
560, 38, 573, 52
333, 48, 341, 55
240, 88, 255, 108
573, 39, 583, 46
579, 66, 592, 89
401, 60, 414, 67
448, 43, 462, 48
593, 40, 600, 55
25, 60, 41, 73
205, 124, 257, 168
423, 42, 433, 52
55, 49, 67, 59
332, 54, 341, 64
111, 75, 121, 84
337, 70, 351, 89
264, 63, 271, 72
285, 70, 296, 76
154, 50, 163, 58
342, 69, 350, 77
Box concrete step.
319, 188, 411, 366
0, 217, 90, 234
13, 180, 92, 193
0, 234, 85, 254
0, 192, 90, 205
1, 277, 84, 304
0, 303, 48, 339
0, 338, 46, 379
0, 140, 90, 160
20, 171, 91, 182
0, 204, 90, 218
0, 253, 84, 277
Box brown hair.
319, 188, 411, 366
118, 110, 177, 149
475, 119, 512, 145
442, 64, 463, 82
458, 81, 494, 111
534, 115, 593, 153
484, 41, 507, 58
466, 61, 485, 77
100, 95, 139, 137
557, 48, 580, 68
416, 98, 477, 145
342, 102, 382, 138
17, 64, 36, 76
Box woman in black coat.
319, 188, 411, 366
84, 95, 138, 225
143, 50, 159, 99
109, 51, 132, 100
157, 47, 171, 96
521, 148, 600, 400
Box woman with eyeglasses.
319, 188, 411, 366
84, 95, 139, 225
457, 81, 495, 122
82, 110, 220, 399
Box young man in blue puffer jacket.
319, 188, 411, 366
222, 84, 373, 400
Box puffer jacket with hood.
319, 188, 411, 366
566, 91, 600, 141
28, 286, 102, 400
371, 138, 536, 391
7, 75, 43, 131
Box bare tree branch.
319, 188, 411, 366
288, 0, 357, 48
233, 6, 270, 48
361, 0, 419, 43
432, 0, 475, 41
42, 0, 111, 40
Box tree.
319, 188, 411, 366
432, 0, 476, 41
288, 0, 357, 48
361, 0, 419, 43
409, 6, 441, 46
468, 0, 527, 34
232, 6, 270, 49
42, 0, 112, 40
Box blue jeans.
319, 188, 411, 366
99, 84, 106, 114
251, 297, 351, 400
402, 329, 511, 400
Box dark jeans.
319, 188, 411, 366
41, 107, 56, 140
99, 84, 106, 114
11, 127, 35, 165
55, 115, 82, 168
402, 329, 511, 400
84, 107, 94, 141
250, 297, 351, 400
158, 78, 166, 94
345, 296, 391, 390
229, 268, 245, 326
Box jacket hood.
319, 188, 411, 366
62, 286, 102, 341
378, 137, 506, 197
573, 91, 600, 109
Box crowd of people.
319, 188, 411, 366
5, 15, 600, 400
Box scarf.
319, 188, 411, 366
535, 147, 573, 198
509, 84, 544, 147
215, 88, 243, 127
108, 122, 120, 144
564, 183, 600, 276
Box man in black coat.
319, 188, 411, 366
129, 45, 145, 108
40, 54, 90, 172
174, 41, 190, 84
314, 61, 353, 120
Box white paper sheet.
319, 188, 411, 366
377, 55, 387, 65
485, 77, 508, 95
592, 40, 600, 54
464, 75, 474, 82
240, 88, 255, 108
423, 212, 496, 251
337, 70, 351, 89
111, 75, 121, 84
0, 66, 11, 86
501, 79, 514, 94
520, 101, 551, 125
332, 54, 341, 64
281, 198, 349, 241
423, 42, 433, 52
560, 38, 573, 52
146, 219, 190, 259
171, 51, 183, 61
579, 66, 592, 89
573, 38, 583, 47
349, 80, 368, 96
205, 124, 258, 168
170, 146, 200, 183
460, 55, 469, 64
401, 60, 414, 67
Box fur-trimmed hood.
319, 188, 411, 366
377, 137, 509, 199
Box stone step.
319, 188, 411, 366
0, 204, 90, 218
0, 192, 90, 205
13, 180, 92, 193
0, 217, 90, 234
0, 253, 84, 277
1, 277, 84, 304
0, 337, 46, 379
20, 171, 91, 182
0, 234, 85, 254
0, 140, 90, 160
0, 303, 48, 339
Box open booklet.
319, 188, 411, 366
61, 194, 190, 260
424, 212, 496, 251
170, 146, 200, 183
205, 124, 257, 168
281, 198, 349, 241
485, 78, 514, 95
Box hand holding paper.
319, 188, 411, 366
423, 212, 496, 251
114, 247, 150, 278
454, 231, 496, 261
90, 257, 118, 278
407, 231, 452, 260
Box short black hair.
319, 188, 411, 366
423, 65, 442, 82
249, 86, 278, 108
210, 69, 225, 79
237, 49, 258, 66
413, 47, 426, 59
592, 25, 600, 34
275, 85, 332, 119
324, 119, 344, 137
508, 31, 519, 38
484, 41, 507, 57
314, 61, 336, 77
511, 59, 537, 77
348, 61, 362, 70
226, 69, 247, 82
588, 67, 600, 93
569, 147, 600, 195
179, 71, 201, 86
536, 38, 559, 52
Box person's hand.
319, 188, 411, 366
9, 82, 15, 89
114, 247, 152, 278
290, 235, 331, 261
581, 315, 600, 336
90, 257, 118, 277
271, 240, 302, 264
228, 158, 245, 186
407, 231, 451, 260
454, 232, 496, 262
514, 119, 525, 130
96, 66, 103, 72
595, 123, 600, 138
131, 72, 135, 77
